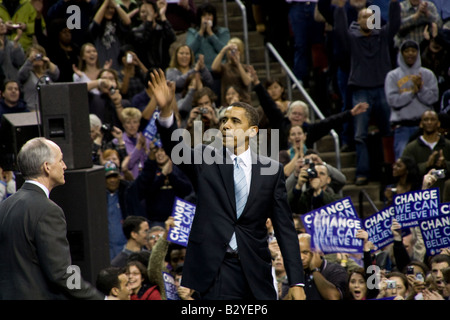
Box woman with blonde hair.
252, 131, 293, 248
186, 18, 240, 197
118, 107, 149, 180
211, 37, 252, 106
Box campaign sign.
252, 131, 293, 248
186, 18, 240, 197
143, 110, 162, 147
167, 197, 196, 247
301, 198, 363, 254
163, 272, 180, 300
363, 205, 396, 250
301, 197, 357, 233
419, 202, 450, 256
393, 188, 440, 228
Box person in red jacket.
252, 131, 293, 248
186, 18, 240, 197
126, 260, 161, 300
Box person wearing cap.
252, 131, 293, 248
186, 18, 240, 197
385, 39, 439, 160
105, 160, 129, 259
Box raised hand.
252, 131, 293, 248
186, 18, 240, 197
148, 69, 174, 117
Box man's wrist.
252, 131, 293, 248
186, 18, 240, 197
311, 268, 321, 273
291, 283, 305, 287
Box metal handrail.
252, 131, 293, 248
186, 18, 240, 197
358, 189, 379, 218
264, 42, 342, 171
221, 0, 250, 65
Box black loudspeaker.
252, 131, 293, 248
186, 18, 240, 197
38, 82, 92, 170
16, 166, 110, 284
0, 112, 40, 171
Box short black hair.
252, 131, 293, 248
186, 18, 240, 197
229, 101, 259, 127
196, 3, 218, 29
96, 267, 124, 296
122, 216, 148, 239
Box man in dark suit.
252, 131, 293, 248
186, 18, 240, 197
0, 137, 104, 300
149, 69, 306, 300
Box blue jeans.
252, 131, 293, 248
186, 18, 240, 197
353, 87, 391, 179
393, 126, 418, 161
288, 2, 325, 84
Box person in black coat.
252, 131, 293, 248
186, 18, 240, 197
151, 69, 306, 300
0, 137, 103, 299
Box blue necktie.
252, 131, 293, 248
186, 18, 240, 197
229, 157, 248, 251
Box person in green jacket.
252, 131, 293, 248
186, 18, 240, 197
185, 2, 229, 70
0, 0, 44, 52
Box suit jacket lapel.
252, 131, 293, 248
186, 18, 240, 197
218, 147, 236, 213
243, 152, 261, 217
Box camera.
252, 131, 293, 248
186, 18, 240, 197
432, 169, 446, 179
109, 87, 116, 95
35, 53, 43, 61
306, 163, 317, 179
415, 272, 424, 282
101, 123, 112, 133
407, 266, 414, 275
386, 280, 397, 289
198, 107, 208, 114
303, 158, 311, 165
231, 48, 237, 56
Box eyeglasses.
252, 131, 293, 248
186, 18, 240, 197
149, 233, 164, 240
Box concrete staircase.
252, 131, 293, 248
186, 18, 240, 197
316, 136, 385, 220
194, 0, 384, 219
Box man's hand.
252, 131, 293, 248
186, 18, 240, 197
422, 168, 438, 189
350, 102, 369, 116
391, 218, 402, 241
148, 69, 174, 117
284, 286, 306, 300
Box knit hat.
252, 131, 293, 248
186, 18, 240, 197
104, 161, 120, 177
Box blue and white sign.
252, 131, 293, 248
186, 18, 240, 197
163, 272, 180, 300
419, 202, 450, 256
167, 197, 196, 247
143, 110, 162, 147
301, 197, 357, 233
301, 198, 363, 254
393, 188, 440, 228
363, 205, 396, 250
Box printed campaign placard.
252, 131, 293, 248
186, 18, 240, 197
167, 197, 196, 247
393, 188, 440, 228
301, 197, 357, 232
301, 197, 363, 254
163, 272, 180, 300
363, 205, 396, 250
419, 202, 450, 256
143, 110, 162, 147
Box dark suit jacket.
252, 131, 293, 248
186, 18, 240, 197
158, 120, 305, 299
0, 183, 104, 300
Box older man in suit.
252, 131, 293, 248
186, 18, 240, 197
0, 137, 104, 300
150, 69, 306, 300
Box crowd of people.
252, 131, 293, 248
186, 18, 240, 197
0, 0, 450, 301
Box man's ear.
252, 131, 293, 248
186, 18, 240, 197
42, 162, 51, 176
110, 286, 119, 297
249, 126, 258, 138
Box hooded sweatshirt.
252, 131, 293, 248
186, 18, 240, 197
385, 40, 439, 125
